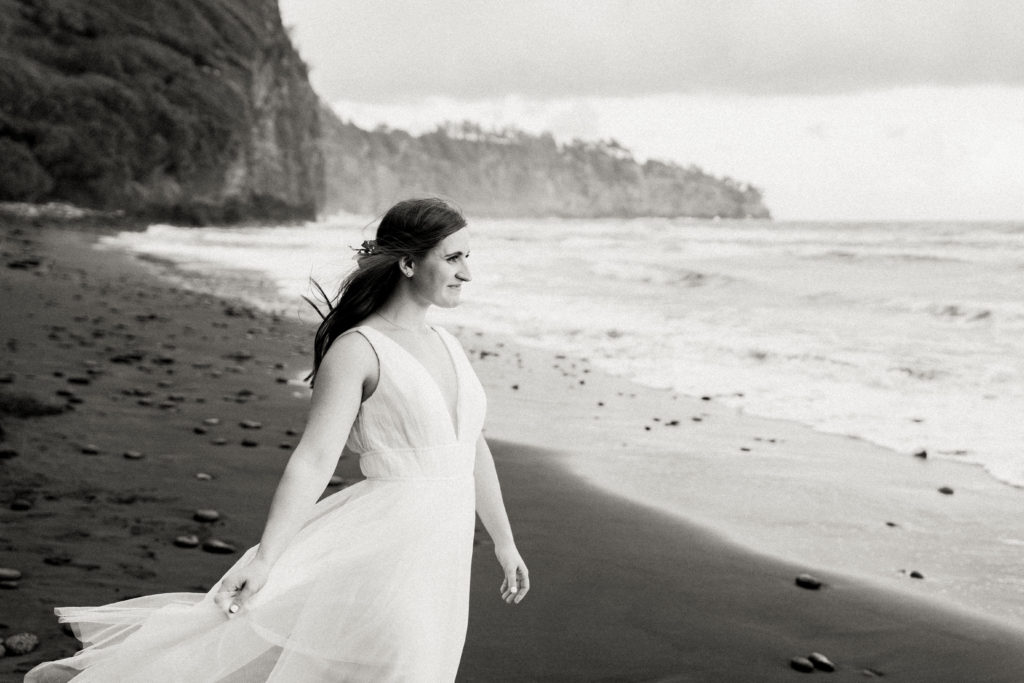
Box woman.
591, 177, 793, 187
26, 197, 529, 682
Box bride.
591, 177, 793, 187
26, 197, 529, 682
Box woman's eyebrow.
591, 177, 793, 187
444, 250, 469, 257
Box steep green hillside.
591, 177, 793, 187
0, 0, 322, 223
321, 115, 770, 219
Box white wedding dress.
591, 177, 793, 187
26, 324, 486, 682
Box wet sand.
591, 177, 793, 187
2, 221, 1024, 681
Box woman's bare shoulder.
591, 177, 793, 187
320, 328, 379, 379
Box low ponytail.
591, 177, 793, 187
304, 197, 466, 387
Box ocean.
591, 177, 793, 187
98, 216, 1024, 489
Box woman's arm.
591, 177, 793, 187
214, 333, 375, 615
474, 433, 529, 604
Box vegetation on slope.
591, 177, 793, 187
0, 0, 322, 223
321, 115, 770, 219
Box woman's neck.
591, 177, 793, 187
373, 300, 430, 334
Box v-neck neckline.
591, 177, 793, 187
358, 325, 461, 438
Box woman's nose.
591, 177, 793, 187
457, 261, 472, 282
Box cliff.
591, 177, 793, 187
0, 0, 322, 224
320, 114, 770, 219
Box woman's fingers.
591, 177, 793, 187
504, 567, 518, 597
500, 565, 529, 604
513, 566, 530, 604
214, 574, 247, 616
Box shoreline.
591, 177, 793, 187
457, 324, 1024, 630
3, 222, 1024, 680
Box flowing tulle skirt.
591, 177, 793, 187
26, 475, 476, 682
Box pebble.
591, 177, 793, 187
279, 442, 292, 449
202, 539, 237, 554
938, 486, 954, 495
240, 420, 262, 429
808, 652, 836, 672
4, 632, 40, 655
81, 444, 100, 455
203, 417, 221, 426
123, 450, 144, 460
914, 449, 928, 459
173, 534, 200, 548
193, 509, 220, 523
193, 426, 207, 435
241, 438, 258, 447
195, 472, 213, 481
1, 580, 20, 589
790, 656, 815, 673
795, 573, 823, 590
285, 428, 299, 436
10, 498, 33, 511
211, 437, 228, 445
909, 570, 925, 579
0, 448, 18, 459
0, 567, 23, 580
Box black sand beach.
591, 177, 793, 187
3, 222, 1024, 681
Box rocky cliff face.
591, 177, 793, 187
320, 114, 770, 220
0, 0, 322, 223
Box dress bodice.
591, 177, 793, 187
340, 325, 487, 480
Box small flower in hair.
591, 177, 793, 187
350, 239, 377, 257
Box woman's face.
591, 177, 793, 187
410, 229, 472, 308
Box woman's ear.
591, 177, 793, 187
400, 256, 415, 278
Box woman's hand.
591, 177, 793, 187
495, 544, 529, 605
213, 557, 272, 617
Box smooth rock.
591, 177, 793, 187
193, 509, 220, 523
914, 449, 928, 459
211, 437, 228, 446
938, 486, 954, 495
10, 498, 33, 511
0, 448, 18, 460
123, 450, 144, 460
808, 652, 836, 672
241, 438, 258, 448
203, 417, 221, 426
240, 420, 262, 429
202, 539, 237, 554
0, 567, 23, 580
279, 442, 292, 449
790, 656, 815, 673
4, 632, 40, 655
909, 570, 925, 579
195, 472, 213, 481
193, 426, 207, 435
81, 444, 100, 455
173, 534, 200, 548
1, 580, 20, 589
795, 573, 823, 590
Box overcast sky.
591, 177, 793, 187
280, 0, 1024, 220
